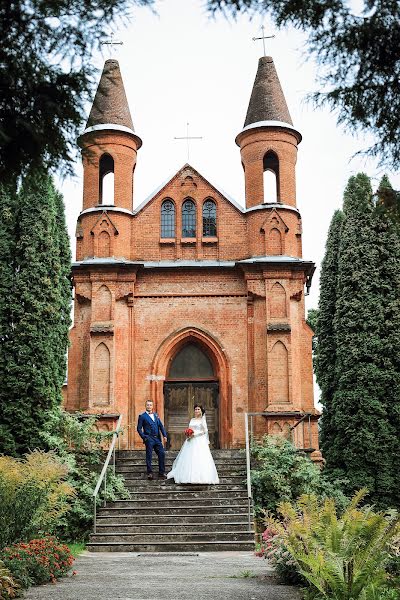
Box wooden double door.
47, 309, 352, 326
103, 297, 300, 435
164, 382, 219, 450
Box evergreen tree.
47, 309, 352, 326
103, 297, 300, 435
314, 210, 344, 458
325, 173, 400, 508
0, 169, 71, 455
0, 183, 18, 453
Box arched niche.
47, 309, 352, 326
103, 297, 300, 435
269, 341, 290, 403
269, 227, 283, 255
93, 343, 111, 406
98, 230, 111, 258
94, 285, 112, 321
270, 282, 287, 318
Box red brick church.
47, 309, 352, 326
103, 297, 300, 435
64, 56, 321, 458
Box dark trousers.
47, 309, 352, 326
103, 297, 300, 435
145, 437, 165, 474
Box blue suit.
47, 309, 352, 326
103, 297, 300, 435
137, 411, 167, 474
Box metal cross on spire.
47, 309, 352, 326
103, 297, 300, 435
174, 122, 203, 162
252, 25, 275, 56
101, 32, 123, 58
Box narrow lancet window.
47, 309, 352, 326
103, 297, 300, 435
263, 151, 280, 203
99, 154, 114, 205
182, 199, 196, 238
202, 199, 217, 237
161, 199, 175, 238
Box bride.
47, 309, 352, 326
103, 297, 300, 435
167, 405, 219, 484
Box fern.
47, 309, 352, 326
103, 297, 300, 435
267, 491, 399, 599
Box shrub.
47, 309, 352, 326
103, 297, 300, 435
41, 409, 129, 541
0, 559, 20, 599
251, 435, 347, 517
1, 537, 74, 588
0, 451, 74, 549
256, 525, 305, 586
268, 490, 400, 600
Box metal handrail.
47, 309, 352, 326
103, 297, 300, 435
93, 414, 123, 533
244, 413, 252, 529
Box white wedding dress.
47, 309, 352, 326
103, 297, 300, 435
167, 416, 219, 484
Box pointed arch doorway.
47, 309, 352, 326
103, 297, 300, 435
164, 343, 219, 450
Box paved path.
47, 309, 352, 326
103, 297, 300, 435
24, 551, 301, 600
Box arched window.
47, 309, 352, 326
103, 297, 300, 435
263, 151, 279, 203
182, 199, 196, 238
99, 154, 114, 205
202, 199, 217, 237
161, 199, 175, 238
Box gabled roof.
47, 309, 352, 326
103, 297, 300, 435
86, 60, 135, 131
244, 56, 293, 127
133, 164, 245, 215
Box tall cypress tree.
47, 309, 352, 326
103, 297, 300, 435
324, 173, 399, 508
315, 210, 344, 458
0, 183, 18, 453
0, 168, 71, 455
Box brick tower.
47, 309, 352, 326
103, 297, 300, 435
65, 56, 321, 458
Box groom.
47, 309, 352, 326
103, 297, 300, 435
137, 400, 168, 480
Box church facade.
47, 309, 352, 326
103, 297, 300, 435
65, 57, 321, 457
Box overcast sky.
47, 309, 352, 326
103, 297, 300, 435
60, 0, 400, 314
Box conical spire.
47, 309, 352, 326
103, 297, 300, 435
86, 60, 134, 131
244, 56, 293, 127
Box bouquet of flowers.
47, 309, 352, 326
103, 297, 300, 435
184, 428, 194, 438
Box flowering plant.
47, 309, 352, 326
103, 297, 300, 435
1, 537, 74, 589
184, 428, 194, 438
256, 525, 304, 586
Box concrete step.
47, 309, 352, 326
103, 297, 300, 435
116, 458, 246, 466
98, 505, 250, 516
106, 497, 248, 509
87, 540, 255, 552
94, 521, 252, 534
120, 474, 246, 484
118, 490, 248, 501
95, 513, 252, 525
115, 461, 246, 473
89, 531, 254, 544
123, 481, 246, 491
116, 450, 245, 459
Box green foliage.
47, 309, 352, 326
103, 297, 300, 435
41, 409, 129, 541
1, 538, 74, 588
324, 173, 400, 509
0, 0, 153, 181
0, 452, 74, 550
306, 308, 319, 354
268, 490, 400, 600
0, 559, 20, 599
67, 543, 86, 558
315, 209, 344, 458
251, 436, 347, 517
0, 168, 71, 456
376, 175, 400, 225
207, 0, 400, 167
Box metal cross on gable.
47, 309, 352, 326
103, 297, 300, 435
252, 25, 275, 56
101, 32, 123, 57
174, 122, 203, 162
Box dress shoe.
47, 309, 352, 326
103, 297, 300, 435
147, 473, 154, 480
158, 473, 167, 479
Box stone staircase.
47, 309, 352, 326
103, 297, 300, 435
88, 449, 255, 552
